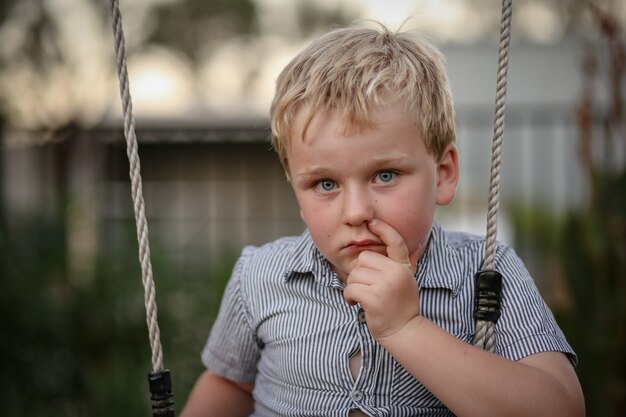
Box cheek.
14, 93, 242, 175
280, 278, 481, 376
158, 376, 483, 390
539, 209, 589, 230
300, 206, 336, 256
297, 195, 334, 230
377, 190, 435, 247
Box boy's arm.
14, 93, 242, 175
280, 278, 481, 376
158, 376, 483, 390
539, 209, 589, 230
344, 219, 584, 417
179, 371, 254, 417
381, 317, 584, 417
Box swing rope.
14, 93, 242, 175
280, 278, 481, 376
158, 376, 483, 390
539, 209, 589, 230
472, 0, 513, 352
108, 0, 174, 414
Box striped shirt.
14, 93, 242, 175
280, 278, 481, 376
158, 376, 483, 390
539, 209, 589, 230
202, 222, 576, 416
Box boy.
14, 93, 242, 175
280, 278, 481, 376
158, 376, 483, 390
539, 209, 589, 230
181, 23, 584, 417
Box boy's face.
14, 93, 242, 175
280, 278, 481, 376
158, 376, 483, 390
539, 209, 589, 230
287, 102, 459, 282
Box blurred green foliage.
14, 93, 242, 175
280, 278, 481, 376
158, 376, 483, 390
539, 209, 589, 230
559, 170, 626, 417
509, 167, 626, 417
509, 5, 626, 416
0, 214, 237, 416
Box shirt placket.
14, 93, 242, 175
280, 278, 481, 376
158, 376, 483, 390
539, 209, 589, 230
349, 305, 382, 416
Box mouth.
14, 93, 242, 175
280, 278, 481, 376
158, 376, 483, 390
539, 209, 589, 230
343, 239, 385, 253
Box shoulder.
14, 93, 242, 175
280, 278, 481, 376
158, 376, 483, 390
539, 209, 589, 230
426, 225, 486, 277
439, 225, 540, 304
425, 223, 530, 295
225, 232, 320, 323
233, 232, 313, 287
241, 234, 303, 260
238, 234, 301, 270
442, 228, 484, 252
435, 224, 576, 362
438, 224, 522, 270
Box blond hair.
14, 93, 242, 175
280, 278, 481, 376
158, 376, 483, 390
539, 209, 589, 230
270, 23, 456, 173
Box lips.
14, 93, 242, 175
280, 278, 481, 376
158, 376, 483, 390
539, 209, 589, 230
350, 239, 380, 247
343, 239, 385, 253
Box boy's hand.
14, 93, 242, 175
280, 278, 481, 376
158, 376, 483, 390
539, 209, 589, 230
343, 219, 421, 341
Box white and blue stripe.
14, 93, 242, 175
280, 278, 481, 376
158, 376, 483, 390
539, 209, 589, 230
202, 222, 576, 416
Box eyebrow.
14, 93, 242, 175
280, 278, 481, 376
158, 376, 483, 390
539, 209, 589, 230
295, 154, 413, 181
295, 167, 332, 182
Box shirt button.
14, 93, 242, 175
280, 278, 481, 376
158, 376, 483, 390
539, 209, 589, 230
351, 389, 364, 402
357, 309, 366, 324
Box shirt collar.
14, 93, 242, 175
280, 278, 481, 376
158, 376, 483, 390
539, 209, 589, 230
283, 222, 464, 294
283, 230, 342, 288
416, 222, 464, 297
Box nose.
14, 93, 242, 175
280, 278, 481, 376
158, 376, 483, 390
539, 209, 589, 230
342, 187, 375, 226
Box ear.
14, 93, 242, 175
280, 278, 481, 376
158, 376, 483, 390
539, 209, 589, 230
435, 143, 459, 206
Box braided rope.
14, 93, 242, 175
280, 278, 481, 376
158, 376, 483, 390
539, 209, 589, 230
472, 0, 513, 352
108, 0, 164, 373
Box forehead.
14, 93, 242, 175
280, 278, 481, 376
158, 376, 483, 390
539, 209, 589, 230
287, 102, 429, 176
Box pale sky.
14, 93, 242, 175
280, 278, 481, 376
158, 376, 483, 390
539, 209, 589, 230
362, 0, 416, 26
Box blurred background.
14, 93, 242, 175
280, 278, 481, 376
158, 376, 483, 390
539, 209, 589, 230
0, 0, 624, 415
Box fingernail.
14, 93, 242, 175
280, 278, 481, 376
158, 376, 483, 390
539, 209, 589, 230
369, 219, 378, 227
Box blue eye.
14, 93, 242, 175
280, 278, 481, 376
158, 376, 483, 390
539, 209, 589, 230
375, 171, 396, 183
318, 180, 336, 192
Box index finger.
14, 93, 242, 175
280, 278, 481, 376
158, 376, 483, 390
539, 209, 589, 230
367, 219, 411, 266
